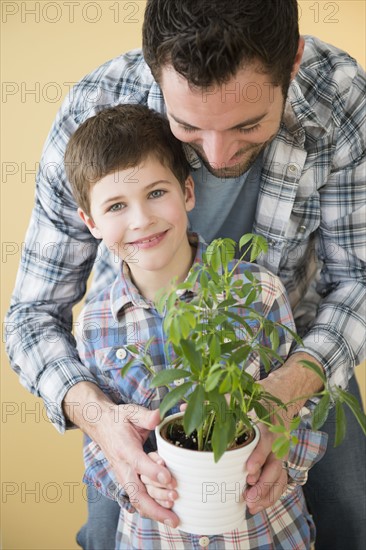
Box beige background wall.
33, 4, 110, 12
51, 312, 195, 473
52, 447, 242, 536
1, 1, 365, 548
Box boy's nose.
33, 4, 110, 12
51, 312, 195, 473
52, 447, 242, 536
128, 204, 154, 230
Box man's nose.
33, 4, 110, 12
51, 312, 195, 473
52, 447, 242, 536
201, 132, 238, 168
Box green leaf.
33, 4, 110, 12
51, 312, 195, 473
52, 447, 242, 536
180, 339, 202, 371
159, 382, 192, 417
183, 385, 206, 435
271, 436, 290, 459
336, 388, 366, 434
334, 400, 347, 447
269, 329, 280, 351
209, 334, 221, 360
290, 416, 301, 430
268, 424, 287, 434
239, 234, 254, 249
151, 369, 192, 387
245, 289, 258, 306
205, 370, 223, 392
258, 349, 271, 373
212, 419, 230, 462
219, 374, 231, 393
300, 360, 326, 385
120, 357, 137, 377
250, 235, 268, 262
312, 393, 330, 430
253, 402, 270, 422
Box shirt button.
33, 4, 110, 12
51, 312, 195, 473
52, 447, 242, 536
288, 164, 298, 173
298, 225, 307, 233
199, 536, 210, 547
116, 348, 127, 360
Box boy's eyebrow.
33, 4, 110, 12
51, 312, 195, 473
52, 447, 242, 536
101, 180, 173, 206
168, 113, 267, 130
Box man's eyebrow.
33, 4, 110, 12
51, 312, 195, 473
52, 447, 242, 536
169, 113, 267, 130
101, 180, 173, 206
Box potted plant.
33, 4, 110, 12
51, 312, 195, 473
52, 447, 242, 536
123, 234, 366, 534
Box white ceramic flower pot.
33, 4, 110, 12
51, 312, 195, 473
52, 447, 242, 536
155, 412, 260, 535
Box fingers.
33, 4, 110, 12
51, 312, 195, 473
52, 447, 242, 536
140, 452, 178, 508
123, 470, 179, 526
244, 424, 288, 513
245, 459, 288, 514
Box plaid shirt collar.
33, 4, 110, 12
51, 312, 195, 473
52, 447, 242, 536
110, 233, 203, 321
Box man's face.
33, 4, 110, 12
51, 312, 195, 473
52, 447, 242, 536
161, 65, 286, 179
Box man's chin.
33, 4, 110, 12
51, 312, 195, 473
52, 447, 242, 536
195, 147, 264, 179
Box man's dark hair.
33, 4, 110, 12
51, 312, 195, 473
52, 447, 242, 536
65, 104, 190, 216
143, 0, 299, 94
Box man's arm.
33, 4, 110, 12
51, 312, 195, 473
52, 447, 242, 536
63, 382, 179, 527
244, 271, 326, 513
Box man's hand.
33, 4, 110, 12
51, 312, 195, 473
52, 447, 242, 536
244, 351, 324, 513
245, 424, 288, 514
63, 382, 179, 527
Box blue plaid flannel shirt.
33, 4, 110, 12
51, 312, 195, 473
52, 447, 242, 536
5, 36, 365, 433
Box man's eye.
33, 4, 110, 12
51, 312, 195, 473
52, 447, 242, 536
180, 125, 197, 133
238, 124, 260, 134
149, 190, 165, 199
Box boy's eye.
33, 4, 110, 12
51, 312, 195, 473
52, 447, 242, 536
108, 202, 124, 212
149, 189, 166, 199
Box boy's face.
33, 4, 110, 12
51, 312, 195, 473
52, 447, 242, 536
79, 155, 195, 278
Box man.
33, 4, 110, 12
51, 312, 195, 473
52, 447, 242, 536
5, 1, 365, 549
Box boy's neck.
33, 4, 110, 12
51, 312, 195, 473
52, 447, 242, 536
128, 240, 196, 303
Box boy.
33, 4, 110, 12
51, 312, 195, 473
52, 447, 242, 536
65, 104, 326, 549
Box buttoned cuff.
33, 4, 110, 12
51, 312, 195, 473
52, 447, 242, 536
282, 428, 328, 497
37, 357, 101, 433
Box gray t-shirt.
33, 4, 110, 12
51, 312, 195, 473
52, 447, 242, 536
188, 152, 263, 244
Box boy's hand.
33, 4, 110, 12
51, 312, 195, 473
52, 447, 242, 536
140, 452, 179, 508
63, 382, 179, 527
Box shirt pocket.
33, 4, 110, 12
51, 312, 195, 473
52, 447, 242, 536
94, 345, 156, 408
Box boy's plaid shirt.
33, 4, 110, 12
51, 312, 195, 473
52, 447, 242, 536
5, 36, 365, 432
77, 236, 327, 549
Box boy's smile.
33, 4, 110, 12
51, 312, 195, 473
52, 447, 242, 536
79, 155, 195, 300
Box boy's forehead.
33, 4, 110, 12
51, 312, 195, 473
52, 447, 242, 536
92, 156, 180, 191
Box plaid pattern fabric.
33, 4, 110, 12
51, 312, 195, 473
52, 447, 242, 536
77, 236, 327, 549
5, 36, 365, 433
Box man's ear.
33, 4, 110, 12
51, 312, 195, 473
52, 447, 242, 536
290, 36, 305, 80
184, 175, 195, 212
78, 207, 102, 239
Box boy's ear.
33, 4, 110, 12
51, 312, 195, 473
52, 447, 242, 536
290, 36, 305, 81
78, 208, 102, 239
184, 175, 195, 212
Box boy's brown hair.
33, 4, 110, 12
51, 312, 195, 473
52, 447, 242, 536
64, 104, 190, 215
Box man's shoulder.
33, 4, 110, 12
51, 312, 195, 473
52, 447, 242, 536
298, 36, 360, 94
62, 48, 159, 122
